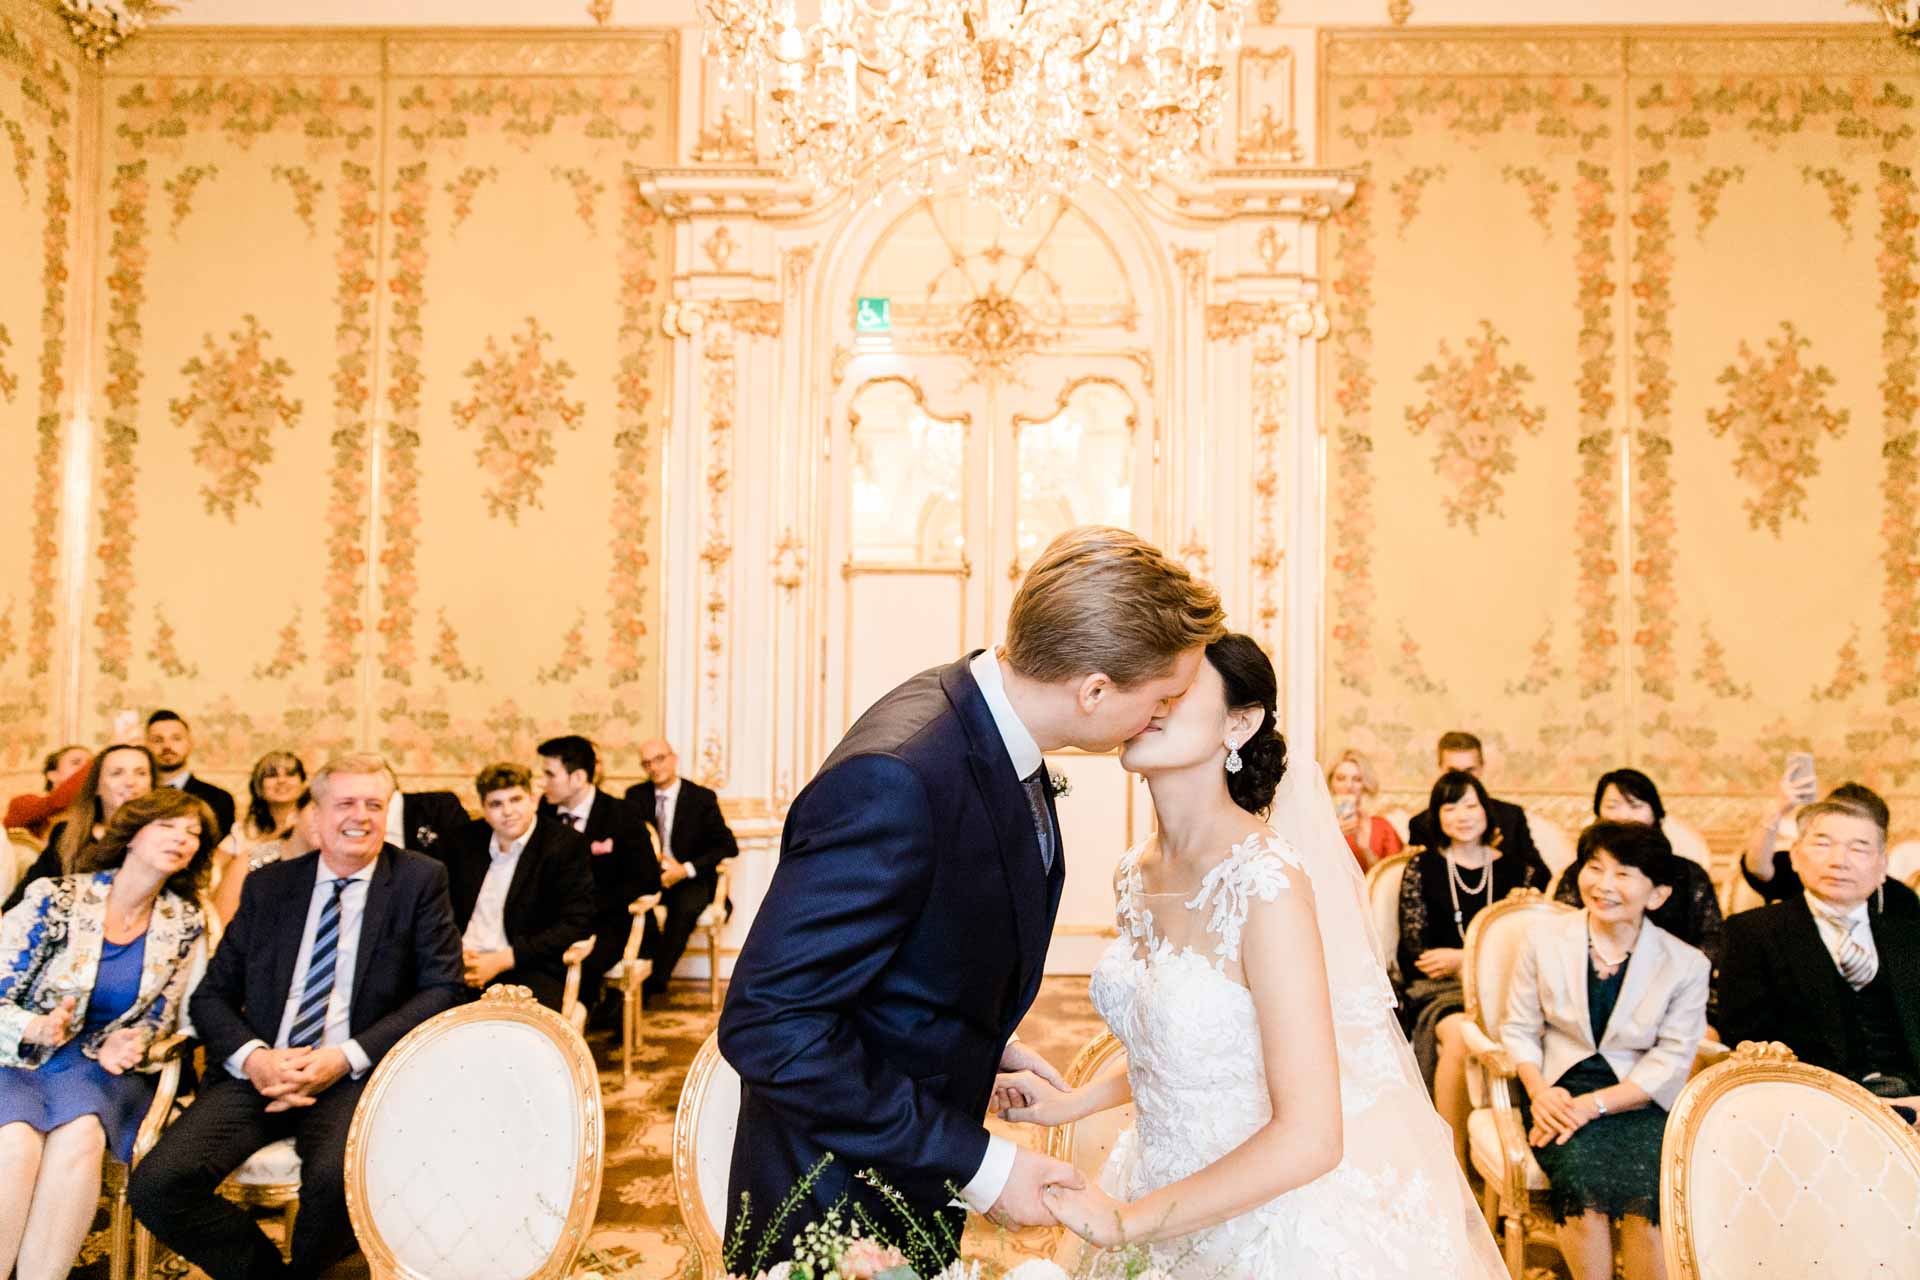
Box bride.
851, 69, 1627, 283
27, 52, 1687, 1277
994, 633, 1505, 1278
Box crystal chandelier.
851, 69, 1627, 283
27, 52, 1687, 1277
697, 0, 1247, 221
1854, 0, 1920, 49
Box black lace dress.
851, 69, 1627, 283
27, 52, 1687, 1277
1518, 954, 1668, 1225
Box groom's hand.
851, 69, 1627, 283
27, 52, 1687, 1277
998, 1039, 1069, 1092
988, 1147, 1084, 1227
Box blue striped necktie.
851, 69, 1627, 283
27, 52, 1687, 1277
1022, 768, 1055, 873
288, 878, 351, 1048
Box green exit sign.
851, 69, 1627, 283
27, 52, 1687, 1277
855, 296, 891, 333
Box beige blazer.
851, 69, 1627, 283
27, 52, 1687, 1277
1499, 908, 1709, 1111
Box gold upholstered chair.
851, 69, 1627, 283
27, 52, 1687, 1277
1043, 1029, 1132, 1267
344, 985, 603, 1280
1661, 1041, 1920, 1278
559, 934, 596, 1036
99, 1031, 192, 1280
673, 1031, 741, 1279
691, 856, 738, 1011
1363, 852, 1414, 983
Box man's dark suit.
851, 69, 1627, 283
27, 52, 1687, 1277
178, 773, 237, 842
624, 777, 738, 995
1408, 791, 1538, 862
1717, 880, 1920, 1086
396, 788, 472, 859
718, 655, 1065, 1269
538, 789, 661, 995
129, 846, 463, 1280
446, 815, 595, 1010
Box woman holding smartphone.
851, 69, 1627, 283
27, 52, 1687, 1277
1329, 749, 1402, 871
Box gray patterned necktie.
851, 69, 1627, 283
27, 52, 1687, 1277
1022, 768, 1056, 873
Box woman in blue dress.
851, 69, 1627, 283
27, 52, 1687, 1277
0, 788, 214, 1280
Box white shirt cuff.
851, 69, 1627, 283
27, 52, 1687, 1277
343, 1039, 371, 1078
958, 1135, 1016, 1213
685, 864, 697, 878
226, 1038, 267, 1079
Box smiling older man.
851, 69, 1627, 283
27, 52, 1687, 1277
130, 752, 463, 1280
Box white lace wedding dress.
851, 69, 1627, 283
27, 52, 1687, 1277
1087, 766, 1506, 1279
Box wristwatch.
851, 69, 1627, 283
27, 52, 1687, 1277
1590, 1093, 1609, 1117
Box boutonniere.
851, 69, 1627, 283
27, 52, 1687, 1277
1047, 769, 1072, 799
414, 825, 437, 846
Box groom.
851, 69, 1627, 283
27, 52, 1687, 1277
718, 526, 1225, 1268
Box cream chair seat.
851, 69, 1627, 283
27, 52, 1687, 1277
1363, 852, 1412, 983
345, 985, 603, 1280
674, 1031, 741, 1279
1663, 1042, 1920, 1278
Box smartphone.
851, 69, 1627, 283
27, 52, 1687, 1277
1335, 795, 1359, 822
1784, 751, 1817, 802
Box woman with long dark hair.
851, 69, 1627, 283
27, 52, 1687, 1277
3, 745, 157, 914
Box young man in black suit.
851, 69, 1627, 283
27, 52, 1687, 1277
382, 775, 472, 859
625, 737, 739, 997
537, 734, 660, 1014
130, 753, 464, 1280
146, 709, 236, 840
448, 762, 595, 1011
1719, 796, 1920, 1103
1406, 730, 1538, 861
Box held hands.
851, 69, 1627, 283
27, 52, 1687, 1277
1526, 1085, 1595, 1147
988, 1146, 1085, 1228
462, 947, 514, 988
22, 996, 77, 1046
1043, 1181, 1128, 1248
245, 1045, 352, 1111
97, 1027, 145, 1075
1414, 948, 1464, 980
993, 1071, 1082, 1127
660, 858, 691, 888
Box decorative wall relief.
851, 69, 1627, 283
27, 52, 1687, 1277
168, 314, 303, 521
0, 322, 14, 402
1404, 321, 1546, 533
450, 316, 585, 525
1706, 321, 1848, 536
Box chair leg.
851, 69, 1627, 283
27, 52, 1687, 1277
1503, 1210, 1525, 1279
708, 925, 720, 1011
109, 1186, 131, 1280
282, 1202, 299, 1260
621, 983, 637, 1088
134, 1220, 154, 1280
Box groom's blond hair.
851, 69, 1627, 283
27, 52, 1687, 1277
1005, 526, 1225, 687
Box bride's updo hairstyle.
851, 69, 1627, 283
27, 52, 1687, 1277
1207, 633, 1287, 816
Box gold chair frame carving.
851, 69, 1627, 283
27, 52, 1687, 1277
1043, 1029, 1126, 1169
1660, 1040, 1920, 1280
673, 1031, 731, 1279
343, 985, 604, 1280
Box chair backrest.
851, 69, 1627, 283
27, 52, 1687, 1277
1461, 889, 1571, 1037
1045, 1030, 1132, 1267
1889, 840, 1920, 888
674, 1031, 741, 1277
1364, 853, 1413, 982
1664, 817, 1715, 871
1719, 865, 1768, 918
1663, 1042, 1920, 1279
344, 987, 603, 1280
1529, 814, 1575, 875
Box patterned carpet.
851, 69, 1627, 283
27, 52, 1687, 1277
70, 977, 1104, 1280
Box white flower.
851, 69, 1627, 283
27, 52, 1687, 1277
760, 1264, 794, 1280
1005, 1262, 1069, 1280
1047, 770, 1072, 799
927, 1263, 981, 1280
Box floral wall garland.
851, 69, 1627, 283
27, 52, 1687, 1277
1324, 30, 1920, 819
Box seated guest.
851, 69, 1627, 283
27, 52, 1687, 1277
1398, 769, 1551, 1166
211, 751, 307, 897
1718, 796, 1920, 1102
211, 787, 319, 925
4, 744, 156, 914
382, 774, 471, 859
130, 753, 463, 1280
625, 738, 738, 998
146, 710, 235, 841
1406, 730, 1540, 865
448, 763, 594, 1011
1328, 748, 1402, 872
1742, 778, 1890, 903
1554, 769, 1724, 966
0, 789, 215, 1280
537, 735, 660, 1015
3, 744, 91, 843
1501, 822, 1710, 1280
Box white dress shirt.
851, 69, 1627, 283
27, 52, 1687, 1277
160, 767, 192, 790
557, 789, 596, 833
653, 780, 697, 877
224, 859, 376, 1081
1806, 892, 1878, 973
957, 647, 1045, 1213
463, 824, 533, 954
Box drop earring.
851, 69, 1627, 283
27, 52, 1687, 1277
1225, 740, 1243, 774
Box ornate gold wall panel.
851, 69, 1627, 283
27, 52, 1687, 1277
0, 4, 82, 773
76, 28, 672, 785
1323, 26, 1920, 821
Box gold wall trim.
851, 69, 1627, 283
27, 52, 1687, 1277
1323, 24, 1889, 79
1323, 31, 1628, 77
1, 0, 82, 62
103, 28, 675, 78
1629, 32, 1909, 75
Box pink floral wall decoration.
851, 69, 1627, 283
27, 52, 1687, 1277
1404, 320, 1547, 533
167, 313, 303, 521
1706, 320, 1848, 537
449, 315, 585, 525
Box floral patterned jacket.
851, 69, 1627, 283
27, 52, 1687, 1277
0, 873, 206, 1070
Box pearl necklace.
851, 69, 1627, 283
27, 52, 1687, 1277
1444, 848, 1494, 934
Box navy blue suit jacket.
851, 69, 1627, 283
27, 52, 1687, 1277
718, 655, 1065, 1266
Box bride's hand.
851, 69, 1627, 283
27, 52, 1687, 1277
1043, 1181, 1127, 1247
992, 1070, 1080, 1126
